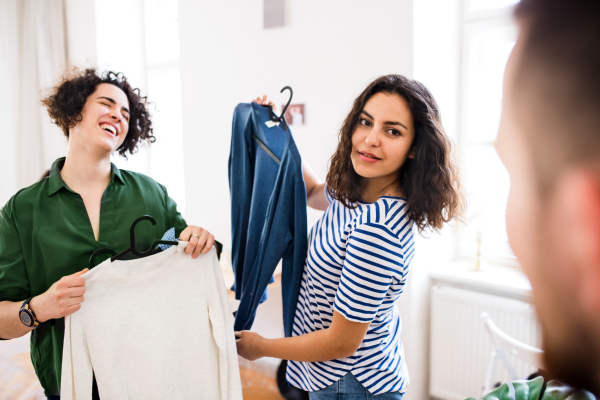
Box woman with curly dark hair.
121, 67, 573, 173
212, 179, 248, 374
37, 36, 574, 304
236, 75, 465, 399
0, 68, 214, 398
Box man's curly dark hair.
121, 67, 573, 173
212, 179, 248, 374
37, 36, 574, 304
41, 67, 155, 157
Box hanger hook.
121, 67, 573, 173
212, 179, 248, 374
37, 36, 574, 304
270, 86, 293, 122
130, 215, 156, 256
89, 247, 117, 269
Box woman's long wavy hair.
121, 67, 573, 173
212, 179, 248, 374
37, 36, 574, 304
41, 67, 155, 157
326, 74, 465, 232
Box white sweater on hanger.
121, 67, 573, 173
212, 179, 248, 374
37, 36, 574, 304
60, 243, 242, 400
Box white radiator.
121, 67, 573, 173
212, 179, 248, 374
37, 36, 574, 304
429, 285, 542, 400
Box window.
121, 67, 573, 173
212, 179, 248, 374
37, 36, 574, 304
143, 0, 186, 215
458, 1, 518, 266
105, 0, 186, 215
468, 0, 518, 13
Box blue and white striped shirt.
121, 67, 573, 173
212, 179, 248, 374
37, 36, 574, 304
287, 190, 415, 395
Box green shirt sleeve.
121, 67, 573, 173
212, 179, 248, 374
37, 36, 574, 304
0, 197, 31, 302
161, 184, 187, 238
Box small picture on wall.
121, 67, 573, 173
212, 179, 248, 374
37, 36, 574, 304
283, 104, 305, 126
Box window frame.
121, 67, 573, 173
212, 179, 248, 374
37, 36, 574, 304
456, 1, 520, 269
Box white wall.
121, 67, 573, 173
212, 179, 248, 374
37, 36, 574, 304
178, 0, 414, 250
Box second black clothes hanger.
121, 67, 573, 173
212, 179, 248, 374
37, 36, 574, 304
255, 85, 294, 165
89, 215, 179, 268
268, 86, 293, 123
89, 215, 224, 268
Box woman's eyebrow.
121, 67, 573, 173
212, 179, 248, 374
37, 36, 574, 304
361, 110, 408, 130
98, 96, 130, 115
361, 110, 374, 120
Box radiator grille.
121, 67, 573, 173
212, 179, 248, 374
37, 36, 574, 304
429, 285, 541, 400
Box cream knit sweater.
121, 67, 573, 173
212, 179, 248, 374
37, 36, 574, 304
61, 243, 242, 400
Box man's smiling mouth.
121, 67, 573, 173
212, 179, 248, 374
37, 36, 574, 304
100, 123, 117, 136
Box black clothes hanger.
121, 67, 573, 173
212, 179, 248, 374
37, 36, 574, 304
89, 248, 117, 268
89, 215, 178, 268
269, 86, 293, 123
254, 86, 293, 165
89, 215, 224, 268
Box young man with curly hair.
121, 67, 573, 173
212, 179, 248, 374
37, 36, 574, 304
0, 68, 215, 398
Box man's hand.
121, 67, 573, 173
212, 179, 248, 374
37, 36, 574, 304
30, 269, 88, 323
235, 330, 266, 361
179, 226, 215, 259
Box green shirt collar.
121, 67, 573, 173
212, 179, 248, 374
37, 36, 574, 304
47, 157, 125, 196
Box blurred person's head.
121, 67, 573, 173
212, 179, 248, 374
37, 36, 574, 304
496, 0, 600, 394
41, 67, 155, 159
327, 74, 465, 232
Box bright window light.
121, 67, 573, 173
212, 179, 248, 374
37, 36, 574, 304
143, 0, 186, 215
459, 5, 518, 264
469, 0, 519, 12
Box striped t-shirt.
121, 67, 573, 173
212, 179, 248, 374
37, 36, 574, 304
286, 189, 415, 395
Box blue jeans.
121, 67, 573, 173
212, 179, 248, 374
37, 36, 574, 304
309, 373, 404, 400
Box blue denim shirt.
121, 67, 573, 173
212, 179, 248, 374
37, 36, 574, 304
229, 102, 307, 336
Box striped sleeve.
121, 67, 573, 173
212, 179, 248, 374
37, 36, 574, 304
323, 184, 334, 204
333, 222, 405, 323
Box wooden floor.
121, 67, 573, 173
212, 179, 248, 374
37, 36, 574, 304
0, 333, 44, 400
0, 334, 283, 399
240, 367, 285, 400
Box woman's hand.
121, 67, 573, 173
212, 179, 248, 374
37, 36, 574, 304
253, 95, 276, 110
179, 226, 215, 258
235, 330, 266, 361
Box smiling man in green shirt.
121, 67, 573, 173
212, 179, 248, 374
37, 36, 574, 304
0, 69, 214, 398
0, 157, 190, 394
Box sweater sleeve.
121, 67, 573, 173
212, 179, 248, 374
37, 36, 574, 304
205, 249, 243, 400
61, 311, 93, 400
333, 222, 406, 323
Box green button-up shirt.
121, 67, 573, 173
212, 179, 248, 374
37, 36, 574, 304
0, 157, 187, 396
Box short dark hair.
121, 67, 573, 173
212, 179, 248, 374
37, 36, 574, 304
513, 0, 600, 191
326, 74, 465, 232
41, 67, 155, 157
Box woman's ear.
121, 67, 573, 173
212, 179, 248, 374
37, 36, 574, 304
408, 146, 415, 159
